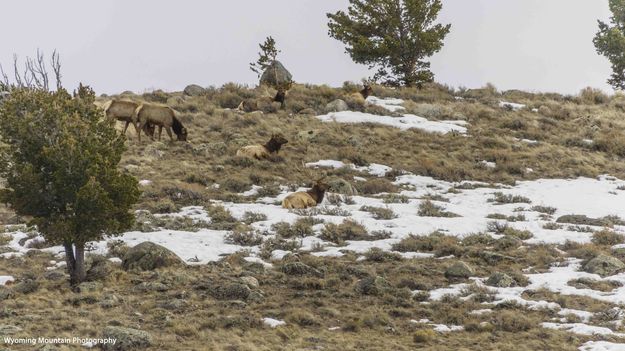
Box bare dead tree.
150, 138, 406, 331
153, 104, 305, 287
0, 50, 62, 91
52, 50, 62, 90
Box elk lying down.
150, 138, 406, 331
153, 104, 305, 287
282, 179, 329, 209
236, 133, 288, 160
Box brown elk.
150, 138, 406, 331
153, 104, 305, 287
102, 100, 154, 137
282, 177, 329, 209
236, 133, 288, 160
134, 103, 187, 142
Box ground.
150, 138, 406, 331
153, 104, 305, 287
2, 83, 625, 350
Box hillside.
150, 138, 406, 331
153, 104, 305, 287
2, 82, 625, 350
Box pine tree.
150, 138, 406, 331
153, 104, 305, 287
250, 36, 281, 78
327, 0, 450, 87
594, 0, 625, 90
0, 85, 140, 286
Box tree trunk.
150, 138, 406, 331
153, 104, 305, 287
65, 242, 86, 286
64, 242, 76, 284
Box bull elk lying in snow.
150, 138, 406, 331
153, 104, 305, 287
282, 177, 329, 209
102, 100, 155, 137
134, 103, 188, 142
236, 133, 288, 160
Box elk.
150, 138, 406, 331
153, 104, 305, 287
282, 176, 329, 209
102, 99, 154, 137
134, 103, 187, 142
236, 133, 288, 160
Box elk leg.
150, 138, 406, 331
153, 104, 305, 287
123, 121, 130, 135
157, 126, 163, 141
165, 127, 173, 141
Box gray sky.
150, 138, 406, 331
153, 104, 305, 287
0, 0, 613, 95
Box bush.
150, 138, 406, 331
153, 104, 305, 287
592, 229, 624, 246
488, 192, 531, 204
271, 217, 318, 238
360, 205, 397, 220
359, 179, 397, 194
417, 200, 459, 217
225, 227, 263, 246
319, 219, 369, 244
392, 232, 460, 256
242, 211, 268, 224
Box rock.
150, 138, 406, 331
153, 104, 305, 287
134, 282, 169, 292
86, 257, 113, 281
297, 129, 321, 142
183, 84, 206, 96
240, 276, 259, 289
76, 281, 102, 293
328, 177, 358, 196
99, 294, 120, 309
260, 61, 292, 88
280, 262, 323, 277
485, 272, 515, 287
0, 289, 13, 301
122, 242, 183, 271
102, 326, 152, 351
210, 283, 251, 300
325, 99, 349, 113
445, 261, 474, 279
355, 276, 391, 296
583, 254, 625, 277
0, 324, 22, 335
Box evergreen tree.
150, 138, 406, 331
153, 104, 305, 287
327, 0, 450, 87
594, 0, 625, 90
0, 85, 140, 286
250, 36, 281, 78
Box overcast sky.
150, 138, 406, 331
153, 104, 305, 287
0, 0, 614, 95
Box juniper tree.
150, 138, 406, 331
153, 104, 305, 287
327, 0, 450, 87
249, 36, 281, 78
594, 0, 625, 90
0, 85, 140, 286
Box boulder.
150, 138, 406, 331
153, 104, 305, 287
260, 61, 292, 88
86, 257, 113, 281
102, 326, 152, 351
325, 99, 349, 113
0, 325, 22, 336
209, 283, 251, 300
445, 261, 474, 279
122, 242, 183, 271
240, 276, 259, 289
583, 254, 625, 277
183, 84, 206, 96
485, 272, 515, 288
328, 177, 358, 196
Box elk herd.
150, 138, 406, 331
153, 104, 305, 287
99, 84, 373, 209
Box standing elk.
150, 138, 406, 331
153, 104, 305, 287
134, 103, 187, 142
102, 100, 155, 137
